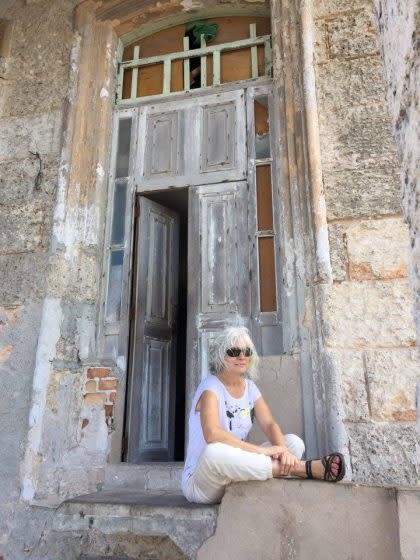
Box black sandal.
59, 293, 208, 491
305, 452, 345, 482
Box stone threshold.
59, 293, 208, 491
103, 461, 184, 492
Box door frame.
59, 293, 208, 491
116, 79, 298, 462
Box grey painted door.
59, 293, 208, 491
186, 181, 250, 413
127, 197, 179, 462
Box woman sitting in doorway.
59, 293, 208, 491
182, 326, 345, 504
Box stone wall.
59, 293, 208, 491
373, 0, 420, 346
313, 0, 419, 484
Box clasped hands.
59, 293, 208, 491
259, 445, 300, 476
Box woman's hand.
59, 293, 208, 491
259, 445, 287, 459
260, 446, 300, 476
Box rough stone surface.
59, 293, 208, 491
365, 348, 419, 421
373, 0, 420, 345
325, 349, 370, 422
313, 0, 372, 19
328, 222, 348, 281
0, 252, 49, 305
346, 422, 418, 485
347, 217, 409, 280
323, 279, 417, 347
326, 10, 380, 58
319, 104, 402, 220
198, 479, 402, 560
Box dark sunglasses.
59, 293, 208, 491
226, 347, 253, 358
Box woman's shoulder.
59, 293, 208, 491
194, 375, 223, 397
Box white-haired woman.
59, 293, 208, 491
182, 326, 345, 504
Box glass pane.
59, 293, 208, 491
258, 236, 277, 312
255, 97, 270, 159
115, 118, 132, 177
111, 181, 127, 245
256, 165, 273, 230
106, 250, 124, 322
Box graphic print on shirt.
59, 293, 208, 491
225, 400, 255, 440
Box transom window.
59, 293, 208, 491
117, 18, 272, 104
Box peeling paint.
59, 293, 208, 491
100, 87, 109, 98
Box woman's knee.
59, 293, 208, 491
285, 434, 305, 459
200, 442, 230, 467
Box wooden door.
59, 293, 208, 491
186, 181, 251, 412
127, 197, 179, 462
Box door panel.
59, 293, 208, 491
186, 181, 251, 412
136, 90, 246, 190
127, 197, 179, 462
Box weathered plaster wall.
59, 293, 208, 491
313, 0, 419, 484
0, 0, 80, 555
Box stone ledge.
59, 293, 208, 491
198, 479, 420, 560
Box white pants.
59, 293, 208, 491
183, 434, 305, 504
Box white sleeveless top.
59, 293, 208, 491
181, 375, 261, 491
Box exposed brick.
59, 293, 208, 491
108, 391, 117, 403
83, 393, 106, 405
98, 378, 118, 390
104, 404, 114, 417
87, 367, 111, 379
81, 418, 89, 429
84, 380, 96, 392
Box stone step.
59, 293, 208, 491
103, 462, 184, 491
53, 489, 217, 560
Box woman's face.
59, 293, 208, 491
224, 337, 252, 375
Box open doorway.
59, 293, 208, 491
125, 188, 188, 463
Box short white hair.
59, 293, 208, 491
211, 326, 259, 379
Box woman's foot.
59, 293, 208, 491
273, 452, 345, 482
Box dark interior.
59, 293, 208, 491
143, 188, 188, 461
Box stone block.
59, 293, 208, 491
1, 0, 73, 117
323, 279, 417, 347
326, 10, 379, 59
365, 348, 419, 421
0, 111, 62, 161
325, 348, 369, 421
199, 479, 401, 560
398, 488, 420, 560
313, 20, 329, 63
323, 165, 401, 219
347, 217, 409, 280
0, 251, 48, 304
313, 0, 372, 18
328, 222, 347, 281
248, 355, 303, 443
319, 103, 401, 219
315, 56, 389, 112
346, 422, 418, 485
319, 103, 400, 171
0, 202, 52, 253
0, 155, 59, 205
